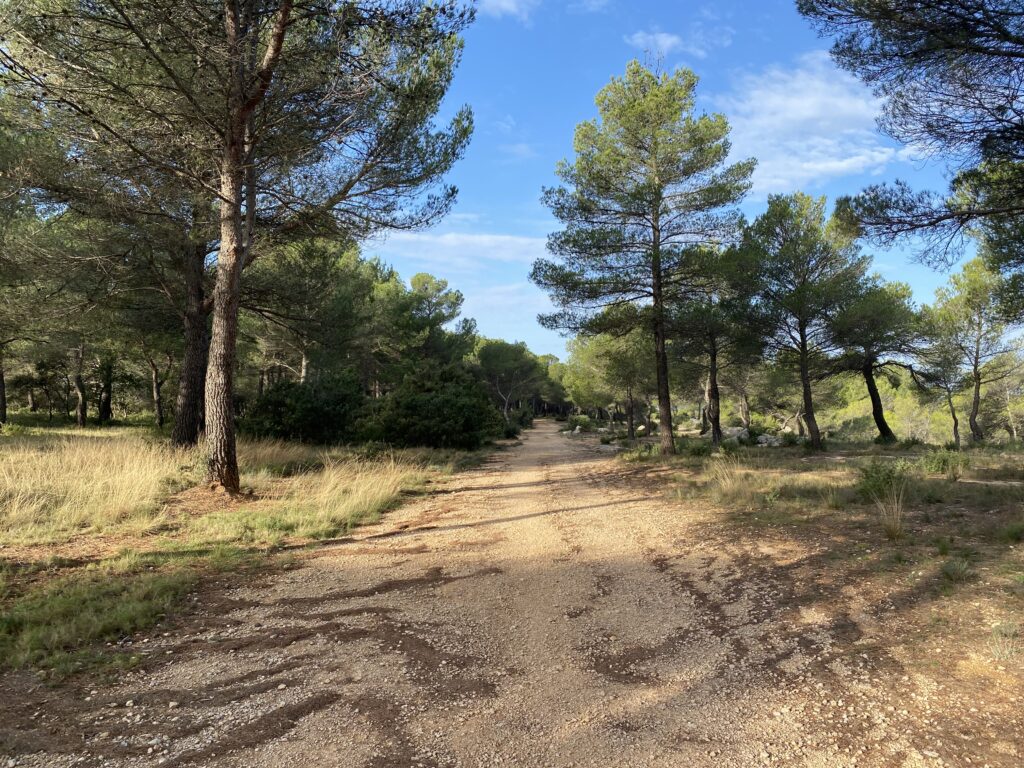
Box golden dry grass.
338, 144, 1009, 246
0, 435, 198, 546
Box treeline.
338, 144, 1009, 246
532, 0, 1024, 454
0, 1, 565, 473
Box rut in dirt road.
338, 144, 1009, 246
6, 422, 1018, 768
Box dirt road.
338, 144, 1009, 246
8, 422, 1020, 767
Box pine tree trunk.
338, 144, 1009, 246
204, 134, 246, 493
650, 217, 675, 455
74, 373, 87, 427
299, 351, 309, 384
172, 244, 210, 446
1005, 388, 1018, 443
0, 353, 7, 425
862, 362, 895, 443
707, 347, 722, 446
738, 393, 751, 430
98, 361, 113, 423
150, 361, 165, 429
969, 368, 984, 442
947, 392, 961, 450
699, 377, 710, 435
28, 389, 37, 412
626, 386, 635, 440
799, 337, 822, 449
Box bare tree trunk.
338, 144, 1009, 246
968, 368, 984, 442
1006, 388, 1018, 443
257, 368, 265, 398
863, 362, 896, 443
98, 360, 113, 424
947, 392, 961, 450
172, 244, 210, 446
150, 360, 165, 429
738, 392, 751, 430
204, 135, 246, 492
707, 346, 722, 447
0, 352, 7, 424
299, 350, 309, 384
74, 373, 87, 427
699, 377, 710, 435
650, 220, 675, 455
799, 337, 822, 449
626, 385, 635, 440
27, 389, 37, 412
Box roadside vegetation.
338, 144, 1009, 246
0, 420, 494, 678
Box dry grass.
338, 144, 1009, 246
192, 456, 427, 545
0, 435, 199, 546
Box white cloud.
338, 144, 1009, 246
625, 21, 733, 60
624, 30, 684, 57
370, 231, 547, 275
714, 50, 907, 195
498, 142, 539, 161
478, 0, 540, 21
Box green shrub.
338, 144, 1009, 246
781, 432, 801, 447
941, 557, 972, 583
359, 365, 502, 450
920, 449, 970, 481
858, 459, 915, 539
898, 436, 924, 449
241, 375, 364, 443
999, 521, 1024, 543
568, 415, 593, 432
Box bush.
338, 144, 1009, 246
781, 432, 801, 447
568, 415, 593, 432
920, 449, 970, 481
359, 365, 502, 450
242, 375, 364, 443
858, 459, 915, 540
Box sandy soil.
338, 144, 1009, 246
4, 421, 1020, 767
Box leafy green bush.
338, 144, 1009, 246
920, 449, 970, 481
359, 365, 502, 450
241, 375, 364, 443
781, 432, 801, 447
568, 415, 593, 432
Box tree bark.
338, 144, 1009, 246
862, 362, 896, 443
28, 389, 37, 412
799, 337, 822, 449
150, 360, 165, 429
738, 392, 751, 430
707, 346, 722, 447
204, 134, 246, 492
98, 360, 113, 424
74, 373, 87, 427
626, 385, 635, 440
172, 244, 210, 446
946, 392, 961, 450
969, 367, 984, 442
299, 350, 309, 384
650, 226, 675, 454
0, 353, 7, 425
1005, 388, 1018, 443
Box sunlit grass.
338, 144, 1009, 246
0, 435, 200, 546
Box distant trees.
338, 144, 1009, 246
475, 340, 547, 423
532, 60, 754, 455
829, 281, 918, 443
741, 193, 867, 449
920, 259, 1020, 444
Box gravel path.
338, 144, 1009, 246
7, 422, 1017, 767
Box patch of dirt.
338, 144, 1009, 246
2, 422, 1021, 767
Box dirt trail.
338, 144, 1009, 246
6, 422, 1020, 767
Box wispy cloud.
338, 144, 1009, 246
625, 19, 734, 60
624, 30, 684, 57
498, 142, 539, 161
713, 51, 908, 195
460, 281, 557, 342
369, 231, 547, 275
478, 0, 540, 21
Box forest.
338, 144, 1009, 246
0, 2, 1022, 767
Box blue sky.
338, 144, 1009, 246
367, 0, 959, 358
